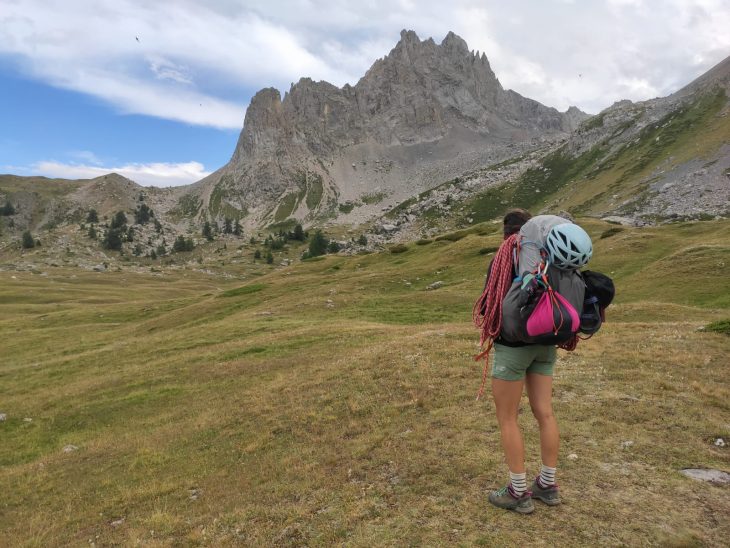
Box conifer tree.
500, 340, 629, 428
21, 230, 35, 249
202, 221, 213, 241
308, 230, 328, 257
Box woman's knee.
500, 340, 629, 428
530, 403, 555, 424
495, 406, 520, 425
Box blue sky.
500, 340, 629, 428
1, 0, 728, 186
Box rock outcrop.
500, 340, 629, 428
187, 30, 588, 227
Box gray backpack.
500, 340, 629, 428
500, 216, 586, 345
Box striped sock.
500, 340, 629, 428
538, 464, 557, 488
509, 471, 527, 497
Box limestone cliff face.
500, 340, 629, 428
190, 30, 588, 226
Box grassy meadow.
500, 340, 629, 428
1, 218, 729, 546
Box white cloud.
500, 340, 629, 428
69, 150, 104, 165
0, 0, 728, 123
148, 56, 194, 85
30, 160, 210, 187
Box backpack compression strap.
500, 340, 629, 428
472, 233, 519, 400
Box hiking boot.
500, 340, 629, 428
530, 478, 561, 506
488, 485, 534, 514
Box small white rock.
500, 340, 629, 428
715, 438, 726, 447
63, 444, 79, 453
23, 417, 32, 422
568, 453, 579, 460
0, 413, 6, 421
621, 440, 634, 449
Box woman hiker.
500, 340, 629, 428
475, 212, 593, 514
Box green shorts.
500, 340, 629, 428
491, 343, 556, 381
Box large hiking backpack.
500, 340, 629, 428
499, 216, 586, 345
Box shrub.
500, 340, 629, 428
21, 230, 35, 249
86, 209, 99, 223
172, 235, 194, 252
88, 225, 97, 240
233, 219, 243, 236
254, 249, 261, 259
134, 204, 153, 224
435, 229, 468, 242
704, 319, 730, 335
357, 234, 368, 246
327, 241, 341, 253
224, 217, 233, 234
1, 201, 16, 216
415, 239, 433, 246
266, 251, 274, 264
478, 246, 499, 255
292, 224, 305, 241
110, 211, 127, 230
389, 244, 409, 253
600, 227, 625, 239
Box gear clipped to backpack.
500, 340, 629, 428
578, 270, 616, 335
520, 264, 581, 344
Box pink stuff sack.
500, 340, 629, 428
526, 289, 580, 341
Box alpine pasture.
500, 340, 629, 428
1, 218, 729, 546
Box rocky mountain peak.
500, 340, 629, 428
200, 30, 590, 225
441, 30, 470, 55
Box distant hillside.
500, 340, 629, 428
460, 55, 730, 226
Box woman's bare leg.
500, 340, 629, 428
525, 373, 559, 467
491, 377, 526, 472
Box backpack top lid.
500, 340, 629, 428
545, 223, 593, 270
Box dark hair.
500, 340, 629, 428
503, 208, 532, 238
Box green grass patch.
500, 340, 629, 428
361, 192, 387, 205
704, 319, 730, 335
174, 193, 201, 217
338, 202, 356, 214
305, 173, 324, 210
274, 192, 298, 222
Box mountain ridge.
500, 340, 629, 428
186, 29, 588, 228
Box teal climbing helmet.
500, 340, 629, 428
545, 223, 593, 270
